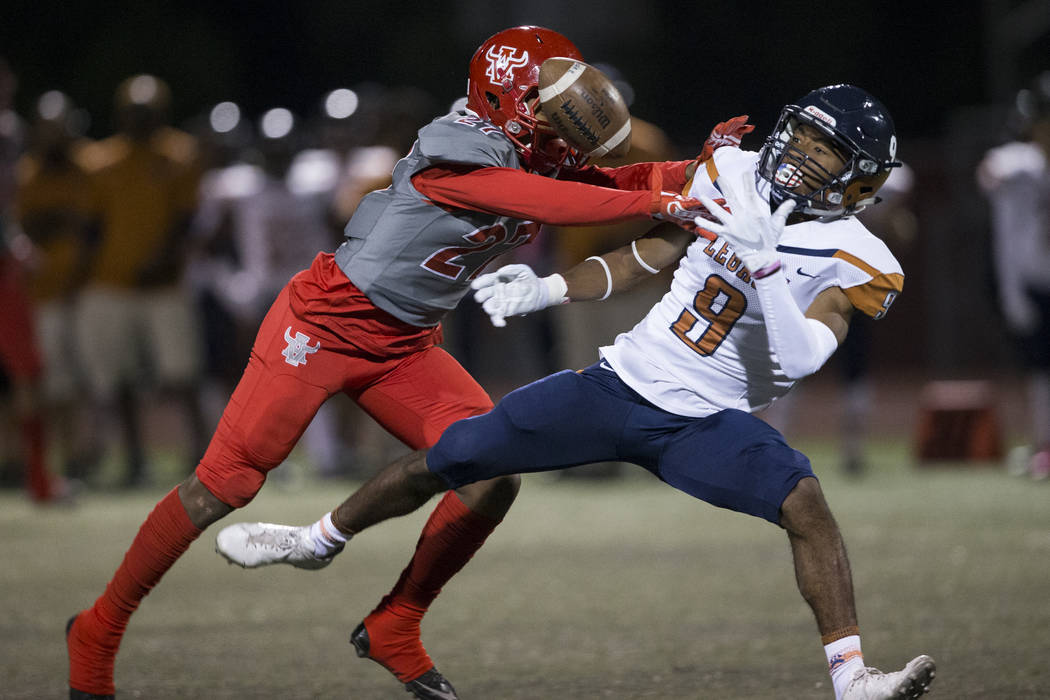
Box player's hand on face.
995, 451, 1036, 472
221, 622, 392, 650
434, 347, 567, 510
696, 173, 795, 253
471, 264, 553, 327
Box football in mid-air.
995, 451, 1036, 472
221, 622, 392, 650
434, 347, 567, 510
538, 58, 632, 160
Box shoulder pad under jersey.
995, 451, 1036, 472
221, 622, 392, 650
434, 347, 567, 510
416, 112, 520, 169
788, 217, 904, 320
686, 147, 760, 200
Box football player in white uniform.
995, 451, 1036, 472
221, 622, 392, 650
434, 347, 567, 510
977, 71, 1050, 479
218, 85, 935, 699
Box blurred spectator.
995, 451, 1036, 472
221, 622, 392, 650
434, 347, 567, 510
14, 90, 101, 482
0, 56, 22, 480
976, 70, 1050, 479
76, 74, 206, 487
0, 58, 69, 502
186, 100, 262, 392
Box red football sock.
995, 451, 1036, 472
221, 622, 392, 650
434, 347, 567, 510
21, 415, 51, 502
67, 487, 202, 695
363, 491, 499, 682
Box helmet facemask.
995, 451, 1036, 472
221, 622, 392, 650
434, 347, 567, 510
758, 107, 895, 220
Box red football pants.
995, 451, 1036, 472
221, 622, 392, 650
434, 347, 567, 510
195, 255, 493, 507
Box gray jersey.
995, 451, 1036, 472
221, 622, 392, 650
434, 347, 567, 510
334, 110, 541, 327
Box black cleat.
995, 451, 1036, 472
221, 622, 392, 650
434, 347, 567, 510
349, 621, 371, 659
66, 614, 116, 700
404, 669, 460, 700
69, 687, 116, 700
351, 622, 459, 700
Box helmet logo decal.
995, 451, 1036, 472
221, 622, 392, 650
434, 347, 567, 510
803, 104, 837, 127
774, 163, 804, 188
889, 134, 897, 159
484, 45, 530, 88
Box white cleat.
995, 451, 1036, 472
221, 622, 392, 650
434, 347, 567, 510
215, 522, 342, 570
842, 655, 936, 699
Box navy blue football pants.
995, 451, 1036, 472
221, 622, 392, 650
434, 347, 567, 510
427, 362, 815, 524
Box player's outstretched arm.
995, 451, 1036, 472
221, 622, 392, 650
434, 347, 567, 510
565, 222, 694, 300
471, 223, 692, 327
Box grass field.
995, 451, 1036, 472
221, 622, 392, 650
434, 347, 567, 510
1, 439, 1048, 699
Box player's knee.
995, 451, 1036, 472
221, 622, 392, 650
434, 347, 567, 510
483, 473, 521, 501
779, 476, 833, 534
428, 414, 499, 482
193, 455, 267, 511
178, 473, 236, 529
455, 474, 520, 520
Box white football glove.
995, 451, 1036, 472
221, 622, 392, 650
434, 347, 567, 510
696, 173, 796, 277
471, 264, 568, 327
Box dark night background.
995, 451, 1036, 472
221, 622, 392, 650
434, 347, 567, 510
3, 1, 1036, 148
3, 0, 1050, 373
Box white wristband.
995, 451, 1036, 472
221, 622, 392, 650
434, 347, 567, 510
631, 239, 660, 274
585, 256, 613, 300
542, 273, 569, 305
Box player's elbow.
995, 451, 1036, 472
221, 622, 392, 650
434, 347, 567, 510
779, 356, 824, 381
775, 318, 839, 380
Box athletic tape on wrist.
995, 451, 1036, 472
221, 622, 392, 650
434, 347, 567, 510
586, 256, 613, 300
631, 240, 660, 274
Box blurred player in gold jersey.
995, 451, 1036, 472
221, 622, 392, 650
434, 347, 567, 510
76, 75, 207, 487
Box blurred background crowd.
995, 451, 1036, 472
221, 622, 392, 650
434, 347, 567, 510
1, 1, 1049, 501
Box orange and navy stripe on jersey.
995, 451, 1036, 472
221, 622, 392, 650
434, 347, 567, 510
776, 244, 904, 319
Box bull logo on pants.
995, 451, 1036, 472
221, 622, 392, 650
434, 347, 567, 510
282, 326, 320, 367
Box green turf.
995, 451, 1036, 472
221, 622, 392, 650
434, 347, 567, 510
1, 440, 1047, 698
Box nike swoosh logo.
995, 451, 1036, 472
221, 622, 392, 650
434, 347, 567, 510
796, 267, 819, 278
408, 681, 458, 700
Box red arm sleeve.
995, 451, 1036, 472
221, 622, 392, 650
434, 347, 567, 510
558, 160, 693, 193
412, 165, 656, 226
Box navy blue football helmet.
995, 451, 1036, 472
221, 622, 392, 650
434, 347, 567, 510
757, 84, 901, 219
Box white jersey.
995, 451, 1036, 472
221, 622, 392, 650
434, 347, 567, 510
977, 140, 1050, 292
600, 147, 904, 417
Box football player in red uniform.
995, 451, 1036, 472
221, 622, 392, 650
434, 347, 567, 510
66, 26, 715, 700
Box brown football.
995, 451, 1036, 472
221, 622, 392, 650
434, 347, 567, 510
538, 58, 632, 160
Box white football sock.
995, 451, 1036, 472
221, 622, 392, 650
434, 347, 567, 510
308, 512, 350, 557
825, 634, 864, 700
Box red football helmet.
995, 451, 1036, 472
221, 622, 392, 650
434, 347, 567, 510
465, 26, 584, 173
